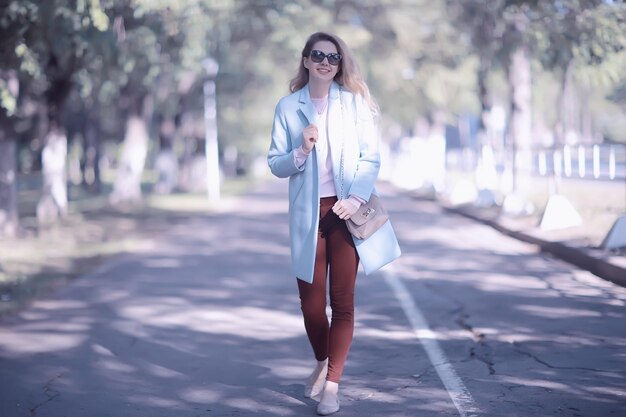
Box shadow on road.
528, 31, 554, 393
1, 180, 625, 416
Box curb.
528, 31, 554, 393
441, 204, 626, 289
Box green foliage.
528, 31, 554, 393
529, 0, 626, 142
0, 1, 38, 115
3, 0, 626, 156
445, 0, 626, 143
0, 78, 17, 115
0, 0, 122, 132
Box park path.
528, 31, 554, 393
1, 179, 625, 417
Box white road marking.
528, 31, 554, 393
384, 267, 480, 417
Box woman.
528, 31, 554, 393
268, 32, 401, 415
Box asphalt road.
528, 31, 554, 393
1, 179, 625, 417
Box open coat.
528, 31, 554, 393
268, 82, 401, 283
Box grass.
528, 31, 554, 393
443, 169, 626, 246
3, 167, 622, 316
0, 174, 260, 317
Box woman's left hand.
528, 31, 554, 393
332, 198, 361, 220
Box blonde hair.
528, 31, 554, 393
289, 32, 378, 114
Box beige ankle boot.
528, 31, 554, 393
304, 359, 328, 400
316, 381, 340, 415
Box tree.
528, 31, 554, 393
0, 0, 39, 237
448, 1, 509, 150
532, 0, 626, 144
108, 3, 165, 204
444, 1, 548, 207
11, 0, 117, 224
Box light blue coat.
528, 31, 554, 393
268, 82, 401, 283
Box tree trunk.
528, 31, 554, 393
37, 127, 68, 226
0, 137, 18, 238
0, 71, 20, 237
37, 75, 72, 226
557, 60, 576, 145
109, 115, 149, 205
548, 61, 575, 195
475, 60, 499, 195
82, 117, 101, 193
477, 62, 493, 146
154, 116, 178, 194
581, 89, 593, 144
508, 46, 533, 197
177, 111, 203, 192
178, 135, 195, 192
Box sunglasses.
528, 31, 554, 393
309, 50, 342, 66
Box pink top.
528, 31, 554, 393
294, 95, 364, 207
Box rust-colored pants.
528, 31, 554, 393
297, 196, 359, 383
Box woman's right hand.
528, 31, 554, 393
302, 124, 318, 154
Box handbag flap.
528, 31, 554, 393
350, 205, 377, 226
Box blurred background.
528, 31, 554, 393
0, 1, 625, 306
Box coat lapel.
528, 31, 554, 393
297, 86, 316, 127
327, 82, 343, 194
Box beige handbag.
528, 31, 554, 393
339, 88, 389, 240
344, 194, 389, 239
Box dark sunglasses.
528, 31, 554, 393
309, 49, 342, 66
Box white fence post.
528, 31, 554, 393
564, 145, 572, 177
593, 145, 600, 179
609, 146, 616, 180
578, 145, 585, 178
539, 151, 547, 176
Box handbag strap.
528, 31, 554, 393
339, 86, 345, 200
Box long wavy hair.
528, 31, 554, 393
289, 32, 378, 114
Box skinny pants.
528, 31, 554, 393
297, 196, 359, 383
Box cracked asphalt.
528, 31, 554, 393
1, 179, 625, 417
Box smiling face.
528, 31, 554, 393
303, 40, 340, 84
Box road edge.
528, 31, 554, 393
441, 204, 626, 288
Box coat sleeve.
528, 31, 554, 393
268, 100, 305, 178
348, 94, 380, 201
